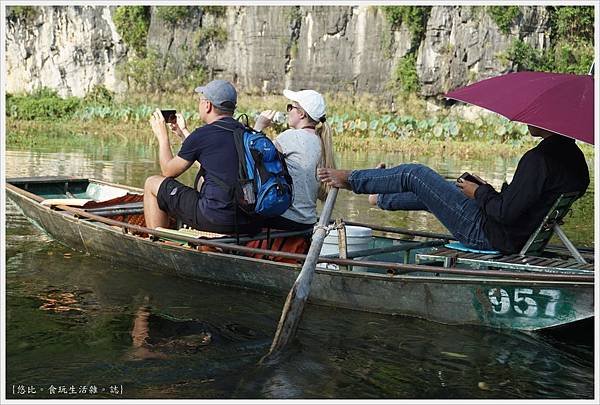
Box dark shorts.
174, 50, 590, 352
157, 177, 201, 228
157, 177, 260, 234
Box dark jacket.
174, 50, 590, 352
474, 135, 589, 253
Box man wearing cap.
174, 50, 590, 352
143, 79, 258, 234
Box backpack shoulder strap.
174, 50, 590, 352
193, 166, 206, 191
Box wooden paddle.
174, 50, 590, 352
262, 187, 339, 362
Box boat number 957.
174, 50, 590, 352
487, 288, 561, 317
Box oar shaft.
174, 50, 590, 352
265, 188, 339, 359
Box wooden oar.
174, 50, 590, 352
262, 187, 339, 362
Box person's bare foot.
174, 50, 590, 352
368, 162, 386, 204
317, 168, 352, 190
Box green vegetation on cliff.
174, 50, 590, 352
112, 6, 227, 93
502, 6, 594, 74
155, 6, 196, 24
381, 6, 431, 94
380, 5, 593, 95
6, 6, 39, 22
112, 6, 151, 54
487, 6, 521, 34
393, 54, 420, 94
381, 6, 431, 47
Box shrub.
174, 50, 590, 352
113, 6, 151, 54
194, 26, 228, 47
394, 54, 420, 93
7, 6, 39, 22
83, 85, 115, 106
202, 6, 227, 17
381, 6, 431, 47
553, 6, 594, 41
155, 6, 198, 25
118, 49, 207, 93
491, 6, 593, 74
551, 39, 594, 74
505, 39, 552, 72
118, 49, 163, 92
487, 6, 521, 34
6, 88, 81, 120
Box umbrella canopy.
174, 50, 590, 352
446, 71, 594, 145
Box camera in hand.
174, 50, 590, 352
161, 110, 177, 124
458, 172, 484, 186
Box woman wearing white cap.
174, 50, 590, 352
254, 89, 336, 230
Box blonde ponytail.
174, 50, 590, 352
316, 120, 336, 201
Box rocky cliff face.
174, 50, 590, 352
5, 5, 550, 98
418, 6, 550, 96
5, 6, 128, 97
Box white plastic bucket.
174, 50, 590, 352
318, 225, 373, 270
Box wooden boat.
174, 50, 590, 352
6, 176, 595, 331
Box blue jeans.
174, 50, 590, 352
349, 164, 493, 250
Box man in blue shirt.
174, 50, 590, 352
143, 79, 258, 234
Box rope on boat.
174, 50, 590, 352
313, 223, 336, 235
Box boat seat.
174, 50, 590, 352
517, 192, 586, 262
443, 242, 499, 255
416, 192, 591, 272
156, 227, 228, 239
154, 225, 311, 245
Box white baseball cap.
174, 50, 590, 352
283, 89, 326, 122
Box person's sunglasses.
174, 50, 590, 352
286, 104, 300, 112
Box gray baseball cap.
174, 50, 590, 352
194, 79, 237, 112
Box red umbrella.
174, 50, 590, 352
446, 71, 594, 145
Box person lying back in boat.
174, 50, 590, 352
144, 79, 259, 234
318, 126, 589, 254
253, 89, 336, 231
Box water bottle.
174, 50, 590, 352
272, 111, 287, 125
242, 182, 256, 205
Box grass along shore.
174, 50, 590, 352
7, 118, 594, 161
5, 90, 595, 159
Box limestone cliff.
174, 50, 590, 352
5, 5, 550, 98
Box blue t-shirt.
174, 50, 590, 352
178, 117, 244, 225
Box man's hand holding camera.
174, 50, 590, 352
169, 113, 190, 140
149, 109, 169, 143
150, 109, 190, 143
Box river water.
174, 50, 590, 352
4, 135, 595, 399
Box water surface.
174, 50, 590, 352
4, 134, 595, 399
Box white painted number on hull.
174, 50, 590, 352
488, 288, 510, 314
487, 288, 561, 317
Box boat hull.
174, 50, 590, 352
6, 178, 594, 331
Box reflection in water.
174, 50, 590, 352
129, 300, 218, 360
4, 140, 595, 399
38, 290, 85, 314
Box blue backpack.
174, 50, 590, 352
210, 122, 293, 218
